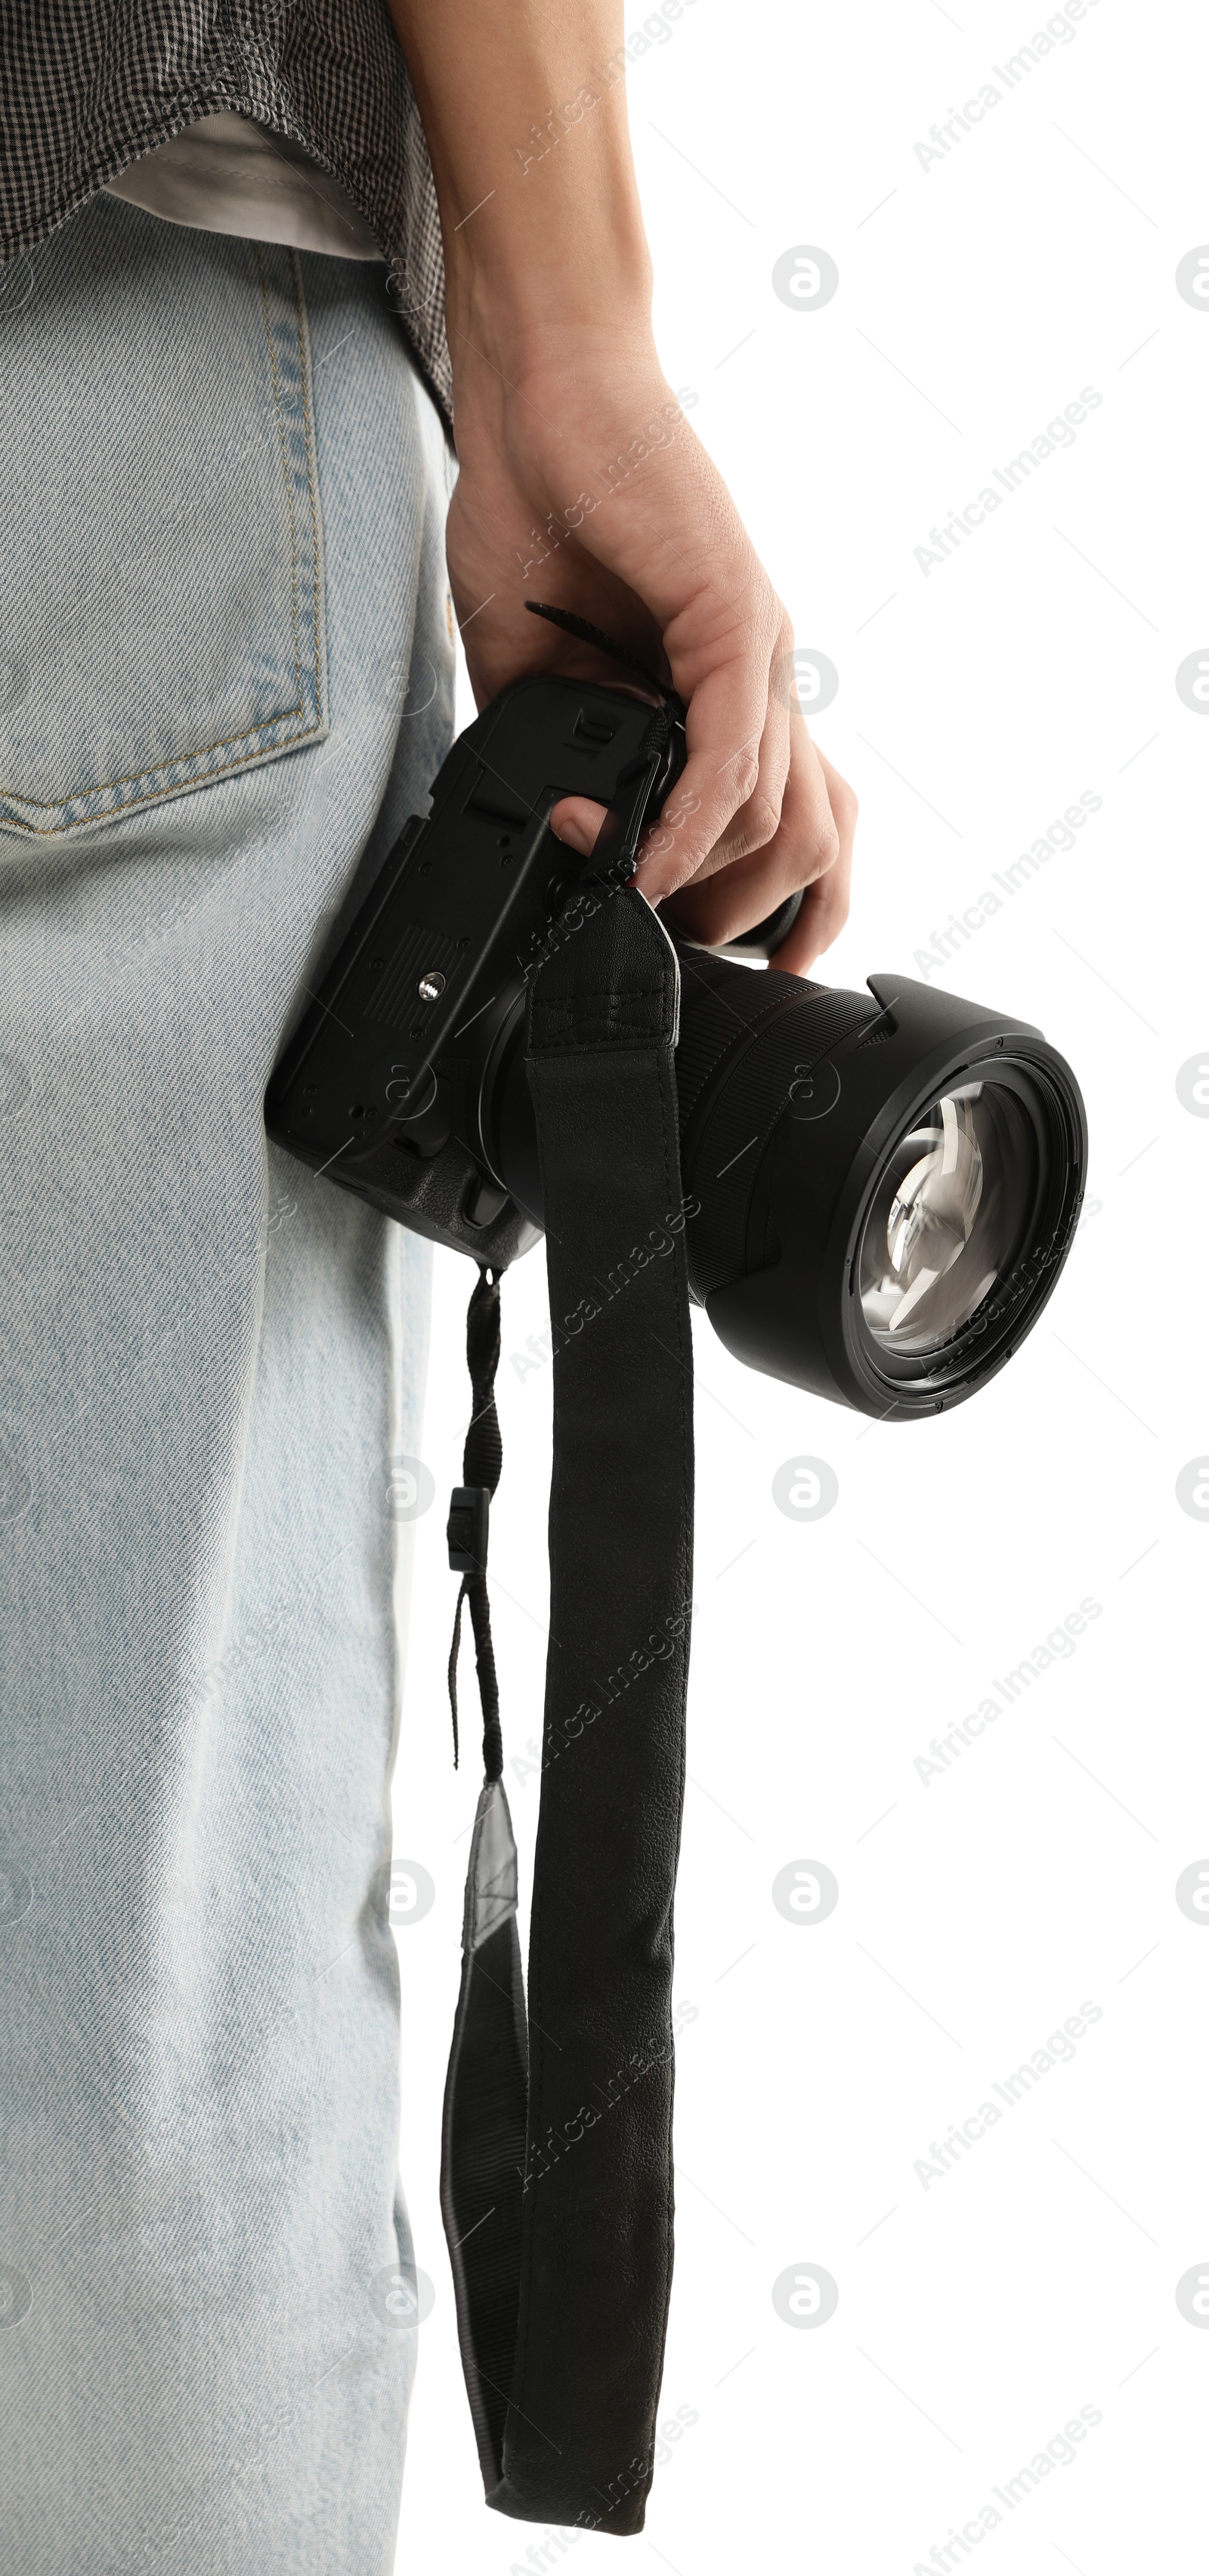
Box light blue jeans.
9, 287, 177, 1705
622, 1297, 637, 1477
0, 196, 453, 2574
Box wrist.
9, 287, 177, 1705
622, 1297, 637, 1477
444, 222, 654, 387
447, 285, 665, 464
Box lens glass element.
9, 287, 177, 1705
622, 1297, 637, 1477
858, 1082, 1037, 1356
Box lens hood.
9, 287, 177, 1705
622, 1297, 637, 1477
695, 971, 1087, 1418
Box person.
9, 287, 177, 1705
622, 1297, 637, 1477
0, 6, 857, 2570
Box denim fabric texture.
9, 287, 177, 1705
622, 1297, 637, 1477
0, 204, 328, 832
0, 193, 453, 2574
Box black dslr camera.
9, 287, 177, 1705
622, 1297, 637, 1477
267, 663, 1086, 1417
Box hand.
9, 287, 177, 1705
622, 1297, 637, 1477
445, 329, 857, 976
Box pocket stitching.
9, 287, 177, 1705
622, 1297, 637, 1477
2, 243, 324, 830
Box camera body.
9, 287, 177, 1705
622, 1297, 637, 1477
267, 673, 690, 1271
267, 670, 1087, 1419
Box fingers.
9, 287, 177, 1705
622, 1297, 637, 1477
766, 747, 857, 974
549, 793, 608, 855
698, 664, 793, 876
550, 738, 857, 974
660, 724, 851, 956
634, 604, 789, 908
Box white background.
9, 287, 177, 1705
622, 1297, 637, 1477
392, 3, 1209, 2568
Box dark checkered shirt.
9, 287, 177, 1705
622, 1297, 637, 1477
0, 0, 452, 428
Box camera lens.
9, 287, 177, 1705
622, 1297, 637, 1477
680, 957, 1084, 1416
482, 939, 1086, 1421
857, 1080, 1037, 1356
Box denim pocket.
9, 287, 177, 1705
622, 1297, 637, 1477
0, 196, 327, 837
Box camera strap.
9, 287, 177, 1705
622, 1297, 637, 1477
440, 886, 695, 2534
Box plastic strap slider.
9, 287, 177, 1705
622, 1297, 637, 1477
447, 1485, 490, 1575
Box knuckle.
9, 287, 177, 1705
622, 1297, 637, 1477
666, 844, 708, 890
717, 802, 780, 866
743, 787, 782, 850
806, 821, 841, 881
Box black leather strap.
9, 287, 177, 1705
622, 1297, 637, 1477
441, 886, 695, 2534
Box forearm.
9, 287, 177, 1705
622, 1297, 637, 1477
386, 0, 654, 373
386, 0, 857, 964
